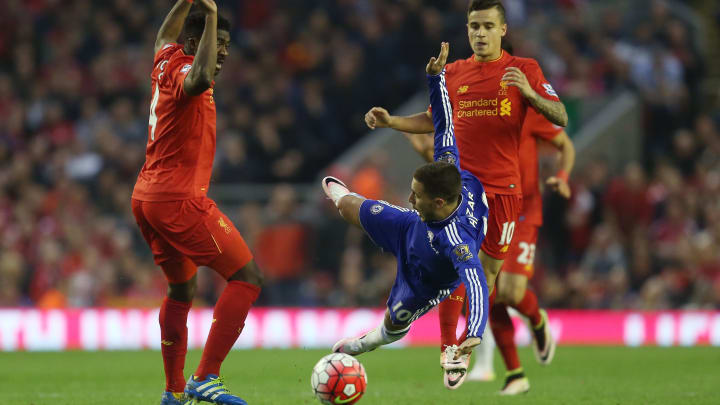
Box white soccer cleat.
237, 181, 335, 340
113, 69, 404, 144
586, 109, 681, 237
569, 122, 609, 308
321, 176, 349, 203
499, 375, 530, 395
531, 309, 556, 365
332, 335, 373, 356
441, 345, 471, 390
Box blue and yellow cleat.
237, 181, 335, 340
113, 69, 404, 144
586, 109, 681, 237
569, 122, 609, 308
160, 391, 192, 405
184, 374, 247, 405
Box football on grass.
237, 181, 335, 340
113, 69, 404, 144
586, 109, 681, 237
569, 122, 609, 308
311, 353, 367, 404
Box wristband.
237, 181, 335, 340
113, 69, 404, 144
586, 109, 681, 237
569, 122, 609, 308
556, 169, 569, 183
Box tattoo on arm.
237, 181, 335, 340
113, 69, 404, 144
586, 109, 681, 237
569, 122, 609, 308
529, 95, 568, 127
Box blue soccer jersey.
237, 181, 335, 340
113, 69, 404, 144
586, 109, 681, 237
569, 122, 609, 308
358, 71, 490, 338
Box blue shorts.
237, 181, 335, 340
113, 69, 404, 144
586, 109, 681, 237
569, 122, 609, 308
359, 199, 460, 325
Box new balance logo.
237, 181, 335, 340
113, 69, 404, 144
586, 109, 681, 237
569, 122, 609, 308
161, 340, 174, 346
457, 85, 469, 94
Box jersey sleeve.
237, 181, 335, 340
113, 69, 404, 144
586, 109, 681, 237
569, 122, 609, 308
427, 72, 460, 169
440, 223, 489, 339
166, 55, 194, 100
523, 60, 560, 102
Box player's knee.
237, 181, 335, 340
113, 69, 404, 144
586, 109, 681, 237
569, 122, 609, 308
507, 286, 525, 306
229, 260, 264, 288
168, 279, 196, 302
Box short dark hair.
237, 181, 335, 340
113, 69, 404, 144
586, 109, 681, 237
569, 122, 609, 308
468, 0, 506, 23
182, 11, 231, 41
413, 162, 461, 204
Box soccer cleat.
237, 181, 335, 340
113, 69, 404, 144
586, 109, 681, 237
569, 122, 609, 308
160, 391, 192, 405
499, 371, 530, 395
332, 335, 375, 356
441, 345, 471, 390
531, 309, 556, 365
322, 176, 350, 204
184, 374, 247, 405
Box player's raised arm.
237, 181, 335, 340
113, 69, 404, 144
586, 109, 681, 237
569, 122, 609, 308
502, 66, 568, 127
155, 0, 194, 54
183, 0, 218, 96
426, 42, 461, 170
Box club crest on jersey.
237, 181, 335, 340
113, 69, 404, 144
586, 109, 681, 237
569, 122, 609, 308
218, 217, 232, 234
208, 88, 214, 104
498, 80, 508, 96
500, 98, 511, 116
370, 204, 384, 215
453, 244, 473, 262
438, 151, 456, 165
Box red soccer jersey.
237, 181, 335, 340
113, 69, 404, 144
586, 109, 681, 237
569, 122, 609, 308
132, 43, 217, 202
519, 109, 563, 226
442, 51, 560, 195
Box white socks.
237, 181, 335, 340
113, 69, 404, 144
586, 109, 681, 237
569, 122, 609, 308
358, 323, 411, 352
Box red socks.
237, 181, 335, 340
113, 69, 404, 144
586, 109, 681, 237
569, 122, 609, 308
159, 297, 192, 392
512, 288, 542, 327
438, 284, 466, 351
195, 281, 261, 380
490, 303, 521, 372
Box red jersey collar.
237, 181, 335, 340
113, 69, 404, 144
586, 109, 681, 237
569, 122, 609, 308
470, 50, 508, 64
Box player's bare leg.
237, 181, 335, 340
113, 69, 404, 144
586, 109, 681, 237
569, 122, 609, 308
479, 250, 503, 294
332, 309, 410, 355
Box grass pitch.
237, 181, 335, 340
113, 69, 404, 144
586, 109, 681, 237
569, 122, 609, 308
1, 346, 717, 404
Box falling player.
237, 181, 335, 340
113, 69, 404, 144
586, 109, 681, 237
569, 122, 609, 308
363, 0, 567, 388
403, 106, 575, 394
131, 1, 262, 404
325, 43, 489, 371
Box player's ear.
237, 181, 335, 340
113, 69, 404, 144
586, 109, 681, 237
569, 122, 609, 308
501, 23, 507, 37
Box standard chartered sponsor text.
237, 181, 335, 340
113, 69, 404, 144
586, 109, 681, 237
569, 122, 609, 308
457, 98, 500, 118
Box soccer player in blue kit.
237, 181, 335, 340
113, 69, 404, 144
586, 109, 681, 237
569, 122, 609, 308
322, 43, 490, 377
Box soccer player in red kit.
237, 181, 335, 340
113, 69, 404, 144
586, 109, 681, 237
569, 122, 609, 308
364, 0, 567, 388
131, 1, 262, 404
404, 108, 575, 393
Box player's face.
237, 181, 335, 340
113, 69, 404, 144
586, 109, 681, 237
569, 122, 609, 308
467, 8, 506, 60
410, 178, 441, 222
215, 30, 230, 76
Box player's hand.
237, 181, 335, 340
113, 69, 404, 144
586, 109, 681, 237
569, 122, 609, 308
426, 42, 449, 75
365, 107, 392, 130
195, 0, 217, 14
502, 67, 534, 99
546, 176, 571, 199
454, 337, 481, 360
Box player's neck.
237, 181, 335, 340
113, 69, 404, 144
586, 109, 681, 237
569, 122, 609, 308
433, 199, 461, 223
473, 49, 503, 62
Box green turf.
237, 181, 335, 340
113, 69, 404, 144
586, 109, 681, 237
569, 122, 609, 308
1, 346, 717, 404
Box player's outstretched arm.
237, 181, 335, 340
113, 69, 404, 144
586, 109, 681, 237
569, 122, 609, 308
183, 0, 218, 96
401, 132, 434, 163
365, 108, 434, 133
546, 130, 575, 199
426, 43, 461, 169
155, 0, 194, 54
502, 67, 568, 127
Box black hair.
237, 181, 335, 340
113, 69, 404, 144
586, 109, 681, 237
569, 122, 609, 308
413, 162, 461, 204
182, 11, 231, 41
468, 0, 507, 24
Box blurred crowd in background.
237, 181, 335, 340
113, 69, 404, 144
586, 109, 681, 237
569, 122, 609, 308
1, 0, 719, 310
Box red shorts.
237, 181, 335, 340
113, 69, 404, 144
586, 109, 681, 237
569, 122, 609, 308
501, 221, 539, 278
480, 192, 522, 260
131, 197, 253, 283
